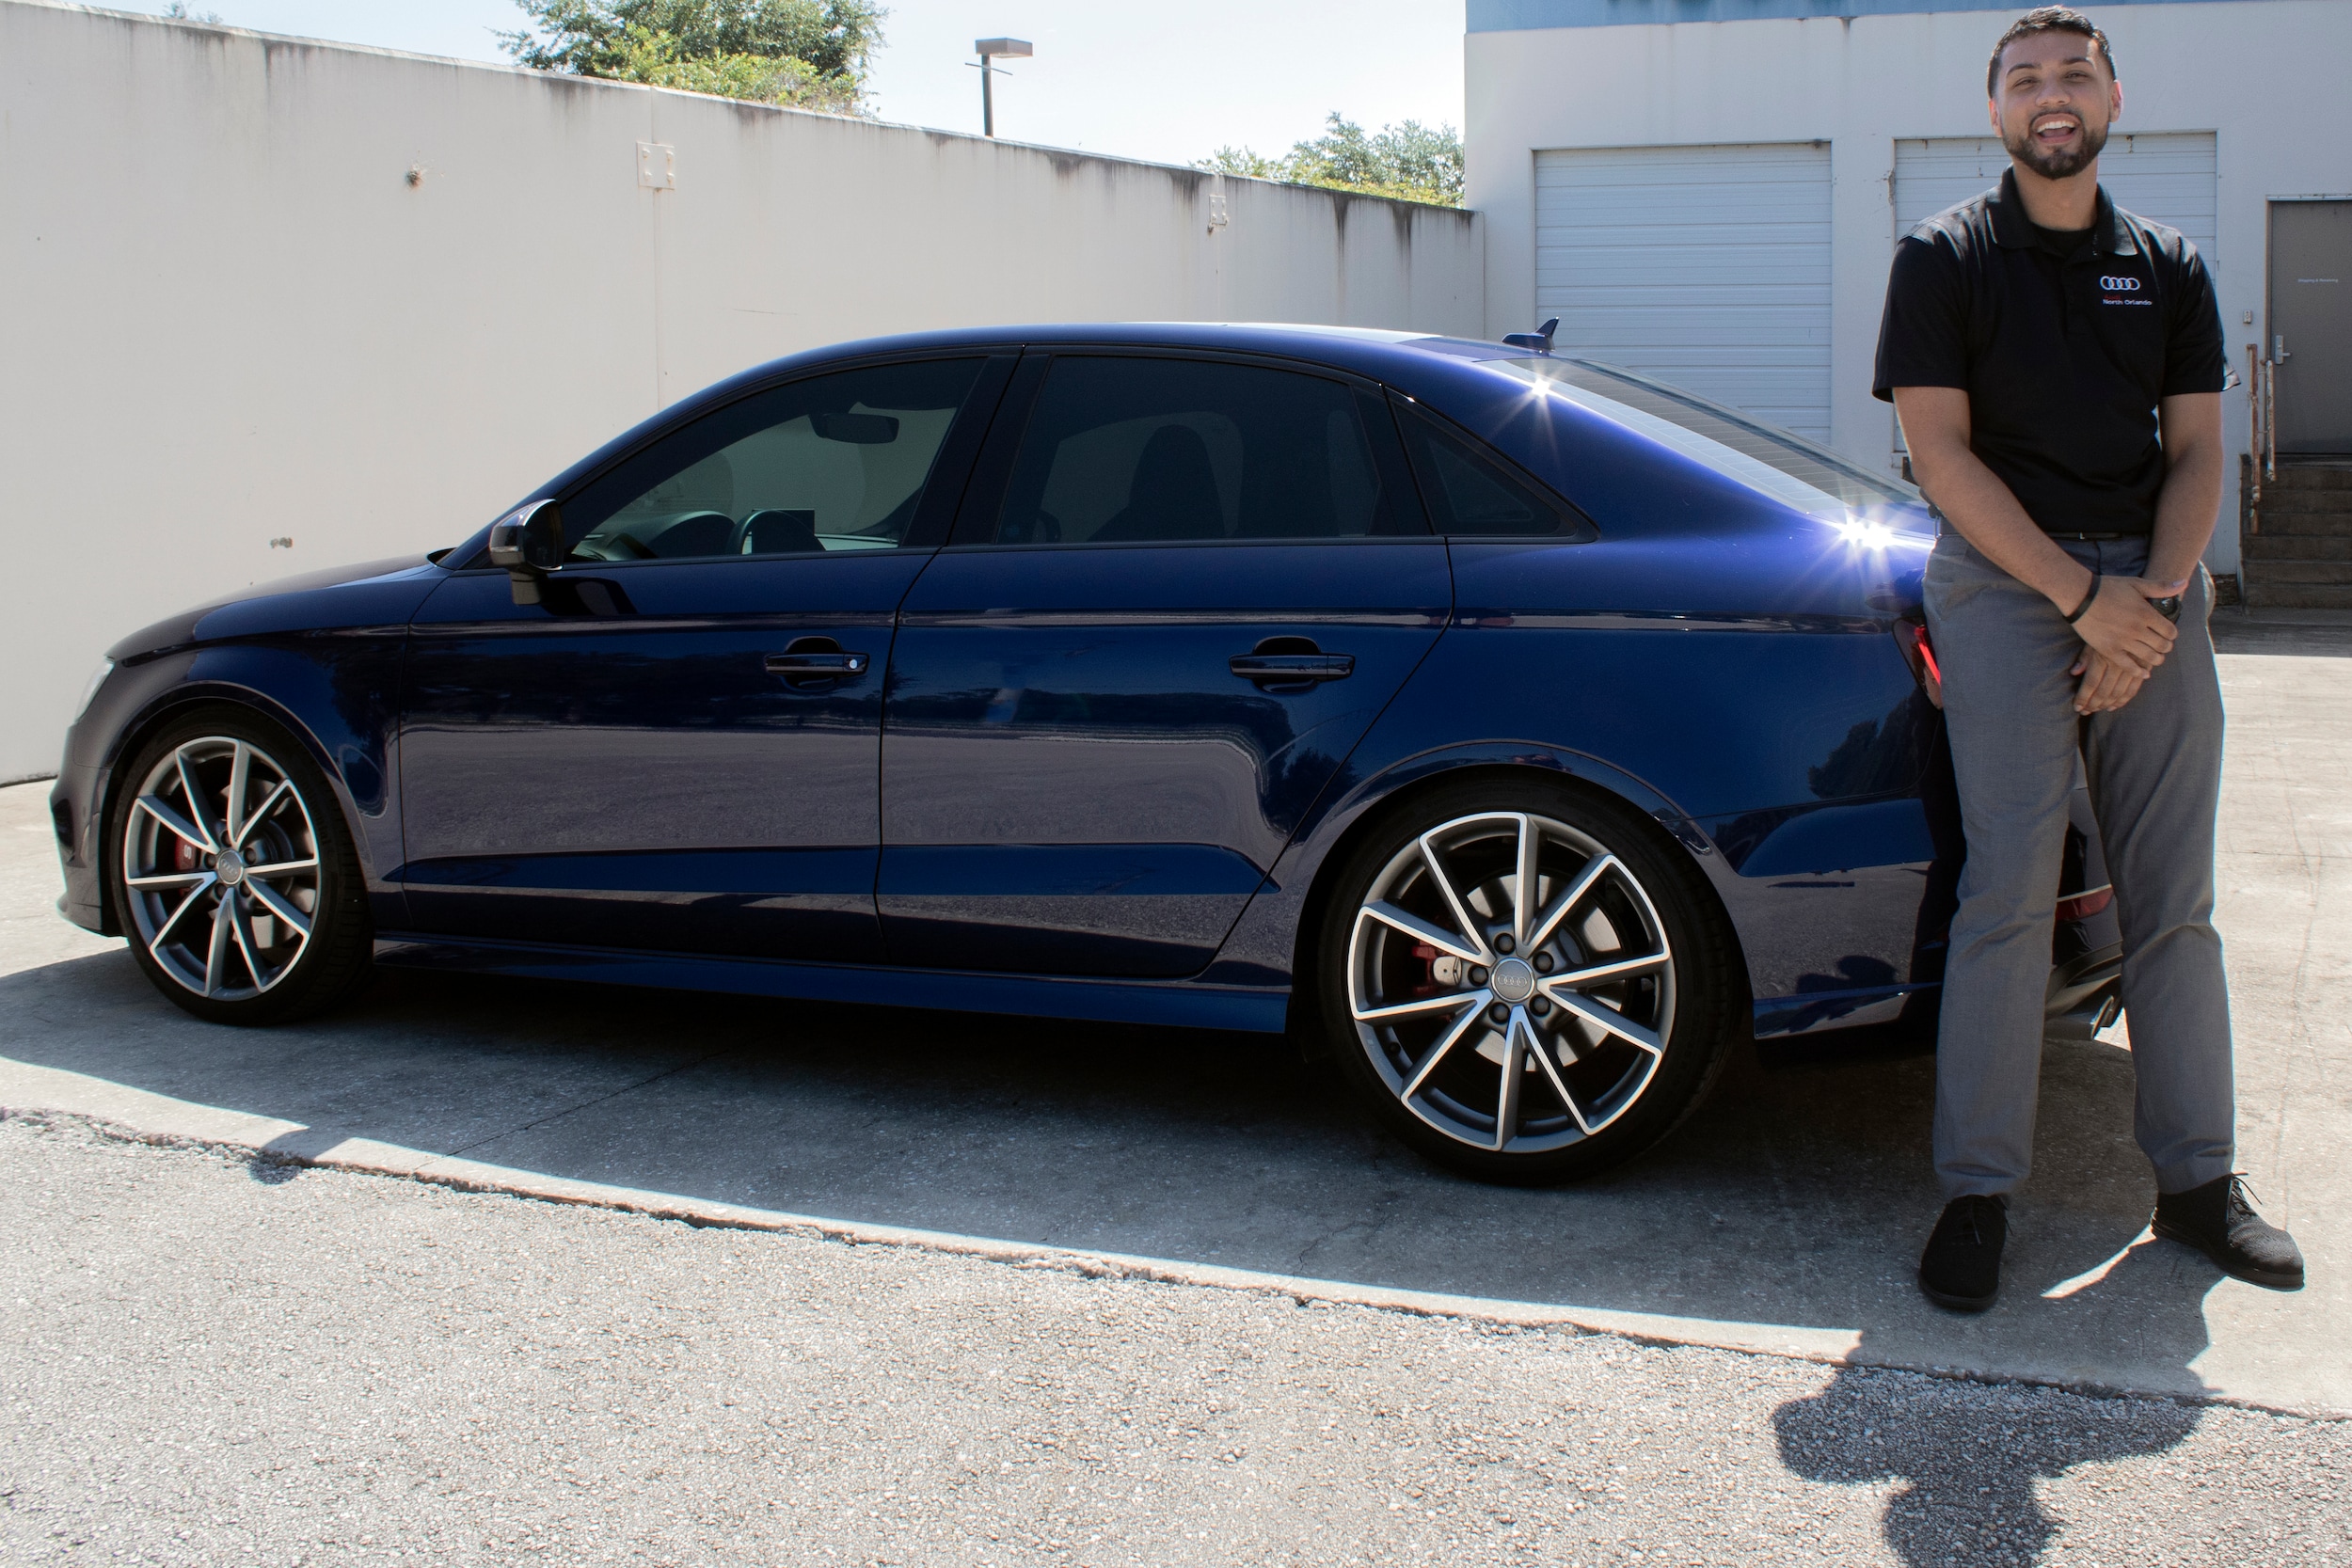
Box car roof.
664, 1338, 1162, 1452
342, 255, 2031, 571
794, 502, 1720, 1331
706, 320, 1523, 389
527, 322, 1538, 507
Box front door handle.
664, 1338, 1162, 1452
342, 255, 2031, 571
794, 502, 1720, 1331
1228, 653, 1354, 685
765, 651, 869, 674
765, 643, 869, 686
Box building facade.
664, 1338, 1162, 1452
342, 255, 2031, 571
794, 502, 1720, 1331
1465, 0, 2352, 578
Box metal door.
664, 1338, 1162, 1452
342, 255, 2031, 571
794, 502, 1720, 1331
2271, 200, 2352, 453
402, 556, 914, 963
395, 356, 1009, 961
877, 353, 1449, 978
1534, 143, 1832, 443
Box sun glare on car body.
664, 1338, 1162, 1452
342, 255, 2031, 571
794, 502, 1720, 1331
1829, 515, 1916, 552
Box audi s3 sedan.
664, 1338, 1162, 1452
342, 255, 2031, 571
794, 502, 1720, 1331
50, 323, 2121, 1183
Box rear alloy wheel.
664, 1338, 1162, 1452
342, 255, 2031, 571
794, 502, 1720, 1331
113, 713, 372, 1024
1320, 783, 1737, 1183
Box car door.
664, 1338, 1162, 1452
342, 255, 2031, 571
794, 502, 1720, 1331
877, 351, 1451, 977
398, 356, 1011, 961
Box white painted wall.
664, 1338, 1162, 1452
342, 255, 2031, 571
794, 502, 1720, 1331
1466, 0, 2352, 574
0, 1, 1484, 781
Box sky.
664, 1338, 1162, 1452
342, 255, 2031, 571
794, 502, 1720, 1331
103, 1, 1468, 167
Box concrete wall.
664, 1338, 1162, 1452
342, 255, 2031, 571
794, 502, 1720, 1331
1465, 0, 2352, 574
0, 1, 1484, 781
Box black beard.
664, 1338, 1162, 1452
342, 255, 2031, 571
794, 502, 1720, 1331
2006, 116, 2108, 181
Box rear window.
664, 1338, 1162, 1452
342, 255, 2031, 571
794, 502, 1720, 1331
1495, 357, 1922, 520
988, 356, 1417, 545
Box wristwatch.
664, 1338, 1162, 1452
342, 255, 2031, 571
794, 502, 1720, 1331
2150, 594, 2184, 622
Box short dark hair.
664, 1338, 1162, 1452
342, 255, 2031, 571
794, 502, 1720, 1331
1987, 7, 2117, 97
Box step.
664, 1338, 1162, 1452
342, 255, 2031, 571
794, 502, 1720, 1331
2245, 560, 2352, 586
2269, 463, 2352, 490
2244, 532, 2352, 562
2248, 509, 2352, 537
2256, 489, 2352, 515
2245, 581, 2352, 610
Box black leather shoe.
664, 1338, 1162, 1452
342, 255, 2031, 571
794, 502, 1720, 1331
1919, 1195, 2007, 1312
2153, 1175, 2305, 1291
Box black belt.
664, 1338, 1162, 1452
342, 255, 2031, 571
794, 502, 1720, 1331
1931, 517, 2143, 543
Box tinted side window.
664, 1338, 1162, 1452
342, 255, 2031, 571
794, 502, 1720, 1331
989, 357, 1419, 545
1395, 403, 1596, 539
563, 359, 986, 562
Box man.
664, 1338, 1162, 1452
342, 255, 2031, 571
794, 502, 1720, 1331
1875, 6, 2303, 1311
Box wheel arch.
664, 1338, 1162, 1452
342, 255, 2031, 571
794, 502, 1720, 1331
1282, 748, 1750, 1053
92, 682, 369, 938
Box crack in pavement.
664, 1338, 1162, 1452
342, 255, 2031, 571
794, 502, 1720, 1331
432, 1047, 742, 1164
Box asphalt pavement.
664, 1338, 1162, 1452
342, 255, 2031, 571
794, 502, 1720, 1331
5, 1111, 2347, 1567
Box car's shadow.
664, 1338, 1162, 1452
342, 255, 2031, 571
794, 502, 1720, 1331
1, 941, 2228, 1402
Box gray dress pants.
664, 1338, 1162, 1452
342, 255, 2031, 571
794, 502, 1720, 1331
1922, 533, 2234, 1201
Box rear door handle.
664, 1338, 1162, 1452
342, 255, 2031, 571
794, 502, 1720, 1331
1229, 653, 1354, 684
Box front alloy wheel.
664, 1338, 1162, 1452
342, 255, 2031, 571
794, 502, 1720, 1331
123, 736, 323, 1000
112, 711, 372, 1023
1321, 783, 1735, 1182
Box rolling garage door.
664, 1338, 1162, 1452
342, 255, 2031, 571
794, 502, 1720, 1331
1535, 143, 1833, 443
1894, 132, 2217, 259
1891, 134, 2217, 457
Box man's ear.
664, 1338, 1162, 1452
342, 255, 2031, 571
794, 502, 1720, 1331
2109, 76, 2124, 126
1986, 94, 2001, 135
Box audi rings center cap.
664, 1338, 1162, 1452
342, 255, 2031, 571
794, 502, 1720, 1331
1491, 958, 1535, 1003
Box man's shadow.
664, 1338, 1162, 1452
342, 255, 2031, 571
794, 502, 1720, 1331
1772, 1215, 2224, 1563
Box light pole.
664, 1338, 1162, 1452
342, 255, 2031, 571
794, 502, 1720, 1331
973, 37, 1031, 137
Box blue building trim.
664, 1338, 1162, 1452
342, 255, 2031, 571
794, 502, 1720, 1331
1470, 0, 2265, 31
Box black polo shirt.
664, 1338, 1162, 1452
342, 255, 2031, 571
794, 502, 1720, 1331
1873, 168, 2226, 536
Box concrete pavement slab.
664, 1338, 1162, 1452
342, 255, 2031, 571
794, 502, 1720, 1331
4, 641, 2345, 1414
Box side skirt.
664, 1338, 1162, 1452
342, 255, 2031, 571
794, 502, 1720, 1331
373, 934, 1293, 1035
1753, 982, 1931, 1040
1755, 948, 2125, 1045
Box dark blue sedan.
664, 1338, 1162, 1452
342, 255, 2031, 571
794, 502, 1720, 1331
49, 323, 2119, 1182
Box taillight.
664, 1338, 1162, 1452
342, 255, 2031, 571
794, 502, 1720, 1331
1894, 620, 1944, 708
2057, 885, 2114, 922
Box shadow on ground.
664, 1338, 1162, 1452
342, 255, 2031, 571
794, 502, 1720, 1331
0, 937, 2229, 1403
1775, 1336, 2205, 1566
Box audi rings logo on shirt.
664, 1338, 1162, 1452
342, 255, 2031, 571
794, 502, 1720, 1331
2099, 275, 2142, 292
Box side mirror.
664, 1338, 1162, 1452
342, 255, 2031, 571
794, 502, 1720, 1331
486, 499, 564, 606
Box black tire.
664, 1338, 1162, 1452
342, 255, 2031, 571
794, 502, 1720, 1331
108, 705, 373, 1025
1316, 776, 1740, 1184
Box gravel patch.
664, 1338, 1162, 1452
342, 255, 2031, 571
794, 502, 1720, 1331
2, 1111, 2345, 1566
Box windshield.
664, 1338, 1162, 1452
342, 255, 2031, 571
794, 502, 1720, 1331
1493, 357, 1923, 520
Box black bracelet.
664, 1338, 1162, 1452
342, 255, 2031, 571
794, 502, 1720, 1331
2063, 572, 2102, 624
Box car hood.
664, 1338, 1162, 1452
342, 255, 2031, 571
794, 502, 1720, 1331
106, 555, 450, 661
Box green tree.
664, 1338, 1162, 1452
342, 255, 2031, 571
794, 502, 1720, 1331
501, 0, 886, 115
1198, 113, 1464, 207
